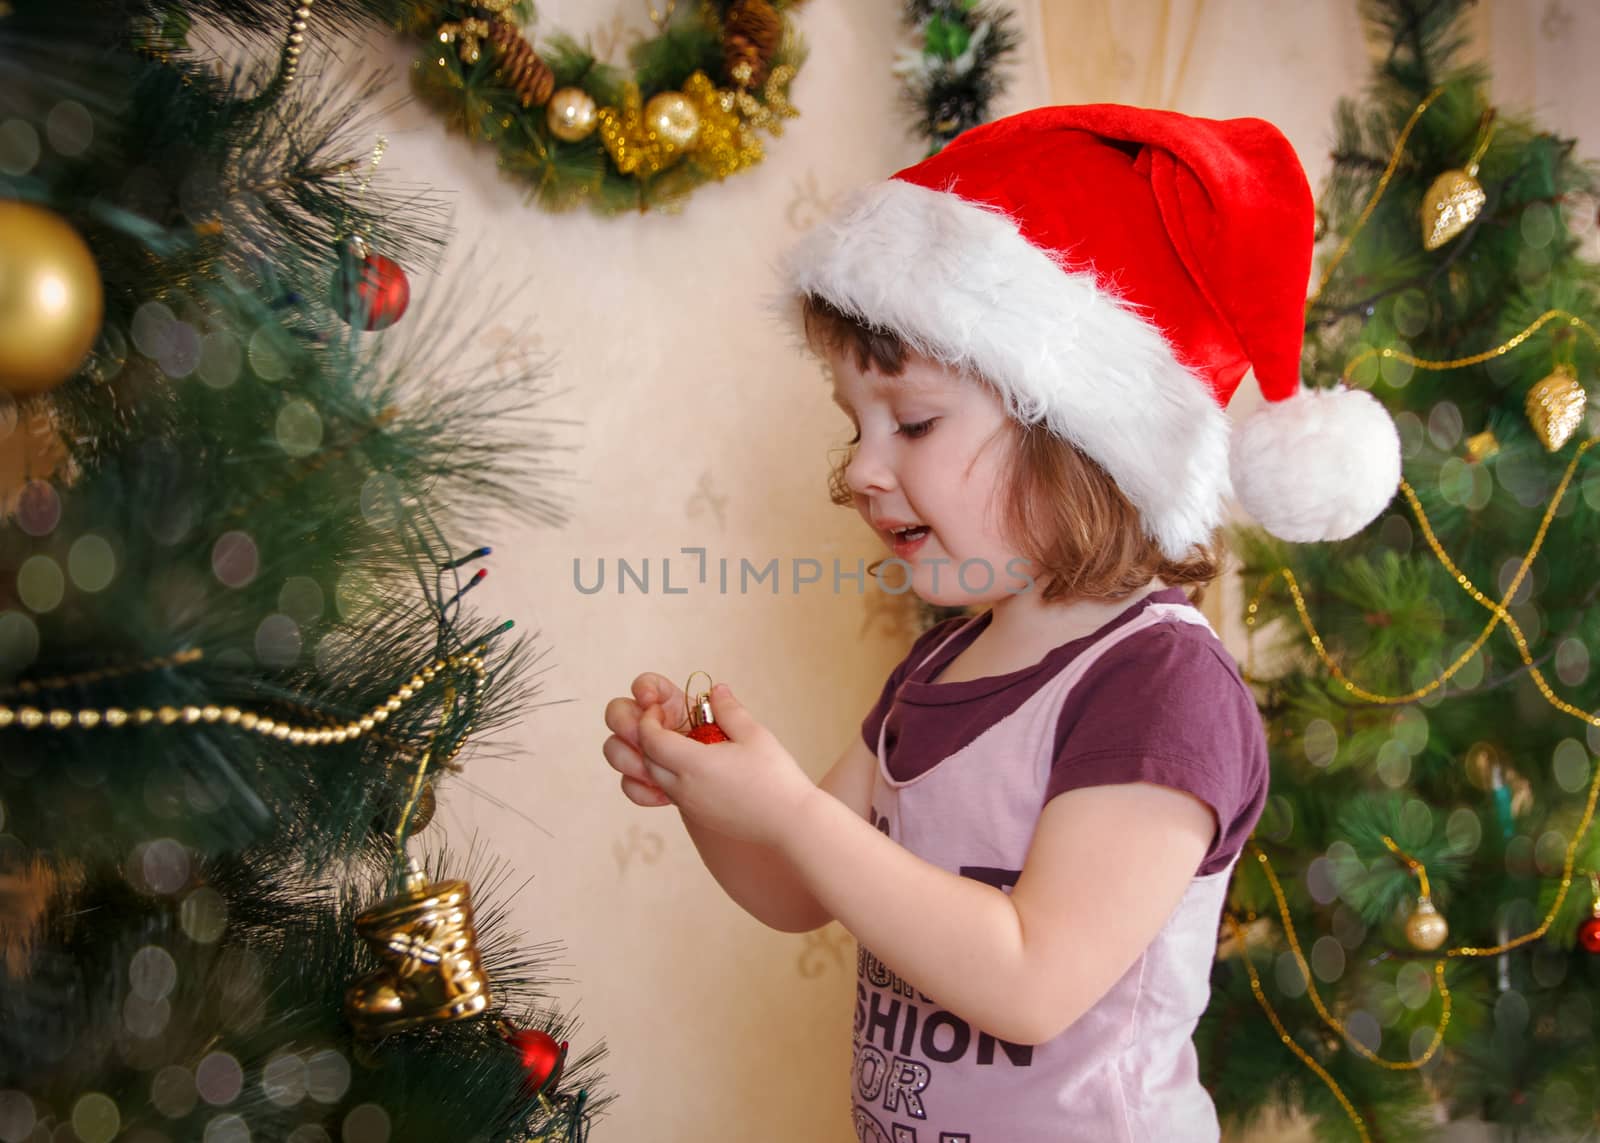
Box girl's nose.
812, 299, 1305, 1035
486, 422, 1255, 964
844, 440, 895, 496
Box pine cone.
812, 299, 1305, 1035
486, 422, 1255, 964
724, 0, 782, 87
488, 20, 555, 108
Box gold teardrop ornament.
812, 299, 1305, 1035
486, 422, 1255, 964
1525, 364, 1588, 452
1421, 168, 1487, 250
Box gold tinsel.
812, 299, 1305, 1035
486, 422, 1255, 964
599, 71, 763, 179
488, 19, 554, 108
732, 62, 799, 137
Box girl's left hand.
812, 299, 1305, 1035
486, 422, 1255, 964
636, 684, 815, 847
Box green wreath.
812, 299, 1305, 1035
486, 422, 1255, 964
402, 1, 807, 215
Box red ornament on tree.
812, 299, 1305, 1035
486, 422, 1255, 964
685, 674, 728, 744
1581, 877, 1600, 954
1580, 915, 1600, 955
330, 236, 410, 331
503, 1022, 568, 1095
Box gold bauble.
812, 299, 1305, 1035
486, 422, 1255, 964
344, 871, 490, 1037
1404, 895, 1449, 952
1464, 429, 1500, 464
1421, 168, 1487, 251
546, 87, 598, 142
1525, 364, 1588, 452
643, 91, 701, 150
0, 201, 104, 397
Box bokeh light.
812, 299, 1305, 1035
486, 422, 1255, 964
255, 614, 302, 668
139, 838, 191, 895
279, 576, 325, 623
180, 886, 228, 944
0, 611, 40, 675
17, 555, 65, 613
1310, 936, 1344, 983
1301, 719, 1337, 767
68, 533, 117, 592
1273, 950, 1307, 998
196, 1052, 244, 1106
1552, 738, 1589, 793
45, 100, 92, 156
262, 1053, 308, 1107
203, 1113, 250, 1143
71, 1094, 120, 1143
304, 1050, 350, 1104
249, 326, 291, 381
0, 119, 40, 177
342, 1104, 391, 1143
0, 1090, 36, 1143
15, 480, 61, 536
211, 531, 259, 589
276, 399, 324, 457
130, 945, 177, 1001
151, 1066, 197, 1119
1396, 962, 1433, 1009
199, 330, 243, 389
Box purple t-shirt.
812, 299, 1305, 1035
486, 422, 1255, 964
849, 588, 1268, 1142
862, 587, 1266, 875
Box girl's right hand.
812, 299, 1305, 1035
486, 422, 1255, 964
602, 672, 691, 808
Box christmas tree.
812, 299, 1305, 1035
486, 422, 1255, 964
0, 2, 605, 1139
1200, 1, 1600, 1139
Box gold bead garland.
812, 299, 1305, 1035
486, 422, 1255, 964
2, 648, 204, 697
0, 650, 487, 753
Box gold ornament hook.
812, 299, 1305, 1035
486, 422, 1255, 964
684, 670, 714, 730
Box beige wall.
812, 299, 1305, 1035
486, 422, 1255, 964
339, 3, 1600, 1140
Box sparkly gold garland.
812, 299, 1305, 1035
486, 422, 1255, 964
1342, 309, 1600, 386
1306, 84, 1447, 312
1223, 913, 1374, 1143
0, 649, 486, 756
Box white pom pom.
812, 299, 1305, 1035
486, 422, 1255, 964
1230, 385, 1402, 543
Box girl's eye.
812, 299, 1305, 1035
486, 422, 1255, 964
896, 419, 936, 439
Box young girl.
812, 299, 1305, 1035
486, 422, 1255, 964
602, 105, 1400, 1141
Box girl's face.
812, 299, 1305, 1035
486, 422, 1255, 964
827, 347, 1035, 607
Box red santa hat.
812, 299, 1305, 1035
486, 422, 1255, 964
782, 103, 1401, 559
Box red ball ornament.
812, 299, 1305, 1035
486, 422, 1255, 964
1579, 914, 1600, 955
330, 237, 410, 331
505, 1024, 568, 1095
686, 686, 728, 744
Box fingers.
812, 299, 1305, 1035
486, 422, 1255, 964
632, 673, 689, 731
621, 774, 672, 807
636, 702, 693, 775
706, 683, 763, 744
604, 696, 644, 745
602, 732, 655, 785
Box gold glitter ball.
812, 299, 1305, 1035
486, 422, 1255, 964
1405, 896, 1450, 951
547, 87, 599, 142
644, 91, 701, 150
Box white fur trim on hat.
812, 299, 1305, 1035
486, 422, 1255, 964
1230, 385, 1401, 542
782, 179, 1231, 561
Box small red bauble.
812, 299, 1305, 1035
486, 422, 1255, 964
1579, 914, 1600, 955
685, 686, 727, 744
330, 239, 410, 331
506, 1025, 568, 1094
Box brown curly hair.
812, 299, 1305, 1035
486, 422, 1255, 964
803, 295, 1221, 604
